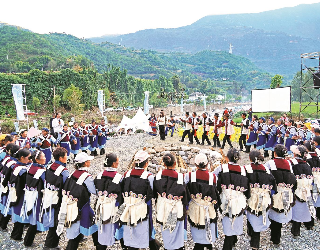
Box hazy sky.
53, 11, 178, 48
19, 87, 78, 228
1, 0, 319, 38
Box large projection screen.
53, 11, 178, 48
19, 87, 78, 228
252, 87, 291, 112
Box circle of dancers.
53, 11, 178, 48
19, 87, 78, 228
0, 113, 320, 249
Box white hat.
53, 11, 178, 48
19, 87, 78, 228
195, 153, 208, 165
134, 150, 150, 163
19, 129, 27, 135
74, 152, 94, 163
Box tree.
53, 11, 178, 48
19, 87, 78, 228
270, 74, 283, 89
32, 97, 40, 113
63, 84, 83, 113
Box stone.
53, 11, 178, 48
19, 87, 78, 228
154, 146, 166, 153
178, 151, 186, 156
180, 146, 191, 151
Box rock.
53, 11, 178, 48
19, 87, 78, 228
190, 158, 195, 165
182, 156, 188, 161
147, 148, 156, 154
199, 149, 212, 155
154, 146, 166, 153
191, 147, 201, 153
181, 146, 191, 151
178, 151, 186, 156
160, 151, 171, 156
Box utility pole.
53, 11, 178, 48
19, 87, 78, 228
53, 86, 56, 114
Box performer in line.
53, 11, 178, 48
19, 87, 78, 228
165, 115, 176, 137
70, 122, 81, 159
88, 120, 99, 156
42, 147, 69, 249
264, 117, 277, 158
246, 115, 259, 153
200, 112, 211, 146
264, 144, 296, 245
16, 129, 30, 149
285, 119, 298, 155
190, 112, 200, 145
185, 153, 219, 249
23, 150, 48, 247
36, 128, 56, 165
245, 150, 276, 249
121, 150, 157, 249
214, 148, 248, 250
158, 111, 166, 141
289, 145, 314, 237
275, 118, 286, 147
153, 153, 188, 250
148, 113, 158, 136
220, 113, 235, 149
98, 119, 109, 155
80, 121, 90, 152
212, 113, 222, 148
295, 121, 305, 145
94, 153, 125, 249
236, 113, 250, 152
58, 124, 75, 161
180, 112, 193, 143
256, 117, 267, 151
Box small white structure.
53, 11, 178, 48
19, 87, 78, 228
188, 92, 205, 101
229, 43, 233, 54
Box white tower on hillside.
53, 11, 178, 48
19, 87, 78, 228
229, 43, 233, 54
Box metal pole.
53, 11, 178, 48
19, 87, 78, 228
299, 56, 303, 120
53, 86, 56, 114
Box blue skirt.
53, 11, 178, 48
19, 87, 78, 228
256, 135, 267, 150
246, 132, 258, 145
81, 136, 90, 151
285, 138, 296, 153
265, 135, 277, 151
40, 147, 52, 165
89, 136, 98, 151
71, 138, 81, 155
12, 192, 30, 224
98, 136, 107, 149
60, 142, 71, 156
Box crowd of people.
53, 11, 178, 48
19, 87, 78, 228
1, 109, 320, 250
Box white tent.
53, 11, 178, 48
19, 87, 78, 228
131, 108, 151, 132
116, 115, 134, 133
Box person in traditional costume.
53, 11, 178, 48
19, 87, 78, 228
220, 114, 236, 149
285, 119, 298, 155
304, 141, 320, 221
295, 121, 305, 145
275, 118, 286, 147
0, 143, 20, 230
121, 150, 158, 250
58, 124, 75, 161
16, 129, 31, 149
256, 117, 268, 151
70, 122, 81, 159
200, 113, 212, 146
264, 117, 277, 158
185, 153, 219, 250
6, 149, 31, 241
245, 150, 276, 249
36, 128, 56, 165
0, 135, 14, 161
98, 119, 109, 155
42, 147, 69, 249
235, 113, 250, 152
290, 145, 315, 236
264, 144, 296, 245
154, 153, 188, 250
60, 152, 100, 250
94, 153, 124, 249
23, 150, 48, 246
80, 121, 90, 152
180, 112, 193, 143
149, 113, 158, 136
214, 148, 249, 250
190, 112, 201, 145
246, 115, 259, 153
212, 113, 222, 148
88, 120, 99, 156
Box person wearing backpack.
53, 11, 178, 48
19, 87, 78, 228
94, 153, 124, 250
23, 150, 48, 246
0, 143, 20, 230
6, 149, 32, 241
60, 152, 100, 250
42, 147, 69, 250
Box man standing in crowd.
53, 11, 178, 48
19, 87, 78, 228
52, 112, 64, 139
158, 111, 166, 140
190, 112, 200, 145
180, 112, 192, 143
165, 115, 176, 137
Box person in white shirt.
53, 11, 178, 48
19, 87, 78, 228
158, 111, 166, 140
52, 113, 64, 138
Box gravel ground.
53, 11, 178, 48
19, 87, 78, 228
0, 133, 319, 250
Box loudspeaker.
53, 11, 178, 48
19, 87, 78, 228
313, 71, 320, 89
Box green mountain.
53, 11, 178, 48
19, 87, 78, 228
0, 24, 271, 94
91, 3, 320, 76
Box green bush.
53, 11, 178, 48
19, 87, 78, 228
0, 119, 15, 133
